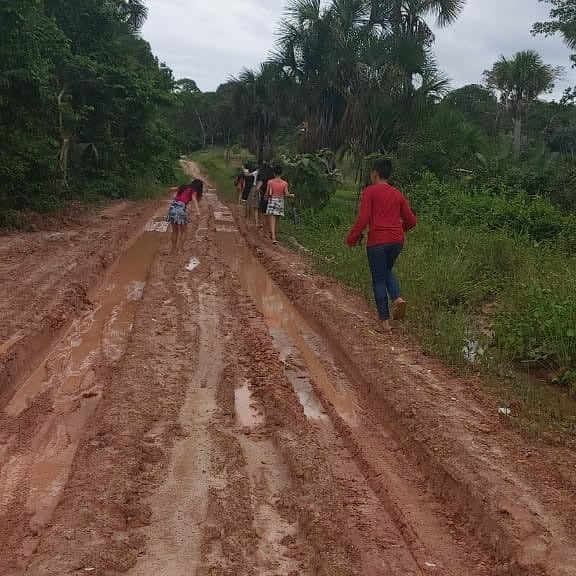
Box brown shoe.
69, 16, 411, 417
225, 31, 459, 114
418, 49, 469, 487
393, 299, 407, 320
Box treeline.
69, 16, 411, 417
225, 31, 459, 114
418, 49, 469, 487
4, 0, 576, 226
0, 0, 176, 223
175, 0, 576, 215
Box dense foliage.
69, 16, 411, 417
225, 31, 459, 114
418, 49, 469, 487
188, 0, 576, 402
0, 0, 176, 223
281, 151, 340, 212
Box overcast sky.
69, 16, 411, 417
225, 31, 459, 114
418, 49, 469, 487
142, 0, 574, 100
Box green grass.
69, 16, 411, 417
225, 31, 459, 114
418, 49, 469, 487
189, 150, 246, 203
196, 149, 576, 445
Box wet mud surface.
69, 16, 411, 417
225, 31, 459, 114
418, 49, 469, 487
0, 161, 574, 575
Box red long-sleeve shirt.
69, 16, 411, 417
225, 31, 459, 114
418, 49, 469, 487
346, 183, 417, 247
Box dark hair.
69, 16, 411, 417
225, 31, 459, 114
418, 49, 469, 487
273, 164, 283, 176
372, 158, 392, 180
190, 179, 204, 200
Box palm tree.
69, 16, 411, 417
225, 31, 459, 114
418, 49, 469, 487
106, 0, 149, 32
383, 0, 466, 44
273, 0, 465, 153
484, 50, 563, 154
231, 63, 284, 164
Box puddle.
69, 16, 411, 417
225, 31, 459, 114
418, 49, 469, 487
216, 225, 238, 234
215, 225, 358, 426
145, 219, 169, 233
1, 226, 165, 530
234, 381, 264, 428
214, 211, 234, 223
270, 328, 328, 422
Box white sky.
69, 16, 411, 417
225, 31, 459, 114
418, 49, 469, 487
142, 0, 574, 99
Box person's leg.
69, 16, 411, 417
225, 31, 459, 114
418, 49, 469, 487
178, 223, 188, 252
383, 244, 402, 300
367, 245, 391, 330
384, 244, 406, 320
171, 224, 178, 254
270, 215, 278, 243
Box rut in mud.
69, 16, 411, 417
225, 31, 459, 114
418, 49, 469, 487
0, 160, 574, 575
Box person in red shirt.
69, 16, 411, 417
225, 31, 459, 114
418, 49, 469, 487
167, 179, 203, 254
346, 159, 417, 333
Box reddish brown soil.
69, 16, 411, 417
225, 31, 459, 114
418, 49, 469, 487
0, 161, 574, 575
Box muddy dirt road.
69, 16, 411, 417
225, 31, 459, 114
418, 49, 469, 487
0, 161, 574, 575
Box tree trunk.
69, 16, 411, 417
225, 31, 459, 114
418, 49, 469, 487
57, 87, 70, 187
512, 117, 522, 156
193, 106, 207, 148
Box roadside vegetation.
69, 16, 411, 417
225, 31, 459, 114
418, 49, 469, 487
0, 0, 177, 226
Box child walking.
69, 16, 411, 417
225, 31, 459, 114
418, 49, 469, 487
166, 179, 203, 254
266, 165, 292, 244
346, 159, 417, 333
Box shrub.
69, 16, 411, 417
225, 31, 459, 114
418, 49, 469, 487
280, 152, 341, 212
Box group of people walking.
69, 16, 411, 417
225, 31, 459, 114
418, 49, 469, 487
234, 162, 292, 244
167, 157, 417, 334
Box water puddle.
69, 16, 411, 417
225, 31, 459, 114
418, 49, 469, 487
270, 327, 328, 422
234, 380, 264, 428
214, 211, 234, 223
214, 223, 358, 426
145, 219, 169, 233
1, 226, 165, 531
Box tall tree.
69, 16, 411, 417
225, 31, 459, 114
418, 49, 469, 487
0, 0, 177, 222
484, 50, 562, 154
274, 0, 461, 154
443, 84, 500, 137
231, 63, 284, 164
533, 0, 576, 65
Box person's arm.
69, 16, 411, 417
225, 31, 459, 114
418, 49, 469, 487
191, 193, 201, 217
284, 183, 293, 198
400, 195, 417, 232
346, 188, 372, 247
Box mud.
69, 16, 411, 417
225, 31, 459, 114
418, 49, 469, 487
0, 160, 573, 575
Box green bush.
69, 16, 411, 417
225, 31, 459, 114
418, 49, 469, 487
406, 172, 576, 243
281, 151, 341, 212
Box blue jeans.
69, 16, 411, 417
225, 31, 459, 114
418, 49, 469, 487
367, 243, 403, 320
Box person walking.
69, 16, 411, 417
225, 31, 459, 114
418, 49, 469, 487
166, 179, 203, 254
241, 165, 255, 204
256, 161, 275, 230
234, 169, 246, 205
346, 159, 417, 333
244, 165, 259, 221
266, 164, 292, 244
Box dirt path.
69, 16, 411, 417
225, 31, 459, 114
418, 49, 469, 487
0, 161, 574, 575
